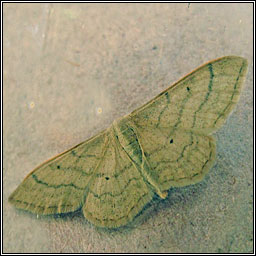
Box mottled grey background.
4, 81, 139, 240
3, 3, 253, 253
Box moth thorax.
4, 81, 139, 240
112, 119, 142, 165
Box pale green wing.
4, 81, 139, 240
127, 56, 248, 193
129, 124, 216, 191
8, 131, 107, 215
131, 56, 248, 134
9, 127, 154, 228
82, 128, 154, 228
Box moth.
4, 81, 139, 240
9, 56, 248, 228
